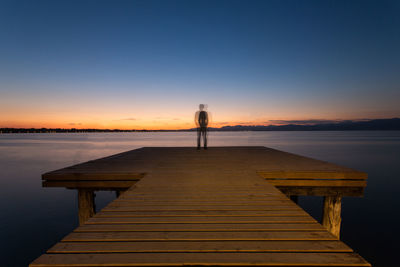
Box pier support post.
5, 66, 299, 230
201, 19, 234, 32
78, 189, 96, 225
322, 195, 342, 238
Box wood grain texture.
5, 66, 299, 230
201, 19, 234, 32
322, 196, 342, 238
62, 231, 338, 242
74, 223, 327, 232
48, 240, 353, 253
257, 170, 367, 179
266, 179, 367, 187
77, 189, 95, 225
31, 252, 370, 266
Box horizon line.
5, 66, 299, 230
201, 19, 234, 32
1, 117, 399, 132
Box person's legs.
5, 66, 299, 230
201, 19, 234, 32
203, 127, 207, 149
197, 127, 201, 149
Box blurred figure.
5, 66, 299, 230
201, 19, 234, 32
195, 104, 209, 149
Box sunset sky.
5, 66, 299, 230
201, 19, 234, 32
1, 0, 399, 130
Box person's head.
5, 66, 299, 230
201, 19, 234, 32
199, 104, 204, 111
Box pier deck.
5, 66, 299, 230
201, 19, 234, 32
31, 147, 370, 266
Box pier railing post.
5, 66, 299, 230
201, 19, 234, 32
322, 195, 342, 238
78, 189, 96, 225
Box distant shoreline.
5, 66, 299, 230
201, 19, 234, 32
1, 118, 399, 133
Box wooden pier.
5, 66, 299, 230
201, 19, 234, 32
31, 147, 370, 266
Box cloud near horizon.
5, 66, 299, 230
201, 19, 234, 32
115, 118, 137, 121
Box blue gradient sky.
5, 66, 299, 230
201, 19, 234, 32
1, 0, 399, 129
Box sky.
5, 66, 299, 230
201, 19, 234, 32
1, 0, 399, 130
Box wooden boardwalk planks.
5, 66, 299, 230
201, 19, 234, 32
31, 147, 370, 266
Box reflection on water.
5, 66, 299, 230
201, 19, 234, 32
0, 131, 399, 266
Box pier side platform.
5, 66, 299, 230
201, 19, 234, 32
32, 147, 370, 266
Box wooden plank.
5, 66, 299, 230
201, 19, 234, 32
112, 199, 292, 204
119, 194, 286, 198
48, 240, 353, 253
101, 206, 302, 211
95, 214, 309, 218
43, 180, 137, 189
114, 197, 290, 203
257, 170, 367, 179
121, 194, 285, 198
277, 186, 365, 197
267, 179, 367, 187
117, 196, 288, 201
42, 172, 145, 181
63, 231, 337, 242
122, 188, 283, 194
107, 202, 296, 208
106, 201, 294, 207
85, 216, 316, 224
74, 223, 327, 232
30, 252, 371, 266
96, 210, 308, 216
109, 200, 294, 205
121, 188, 282, 192
120, 190, 284, 195
121, 190, 282, 194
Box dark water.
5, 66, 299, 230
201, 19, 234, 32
0, 131, 399, 266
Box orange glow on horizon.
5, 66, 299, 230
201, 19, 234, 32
1, 101, 397, 130
1, 114, 397, 130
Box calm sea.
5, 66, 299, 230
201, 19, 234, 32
1, 131, 399, 266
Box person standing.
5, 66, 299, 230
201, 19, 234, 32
195, 104, 209, 149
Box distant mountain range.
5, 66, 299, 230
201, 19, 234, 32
1, 118, 400, 133
208, 118, 400, 131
